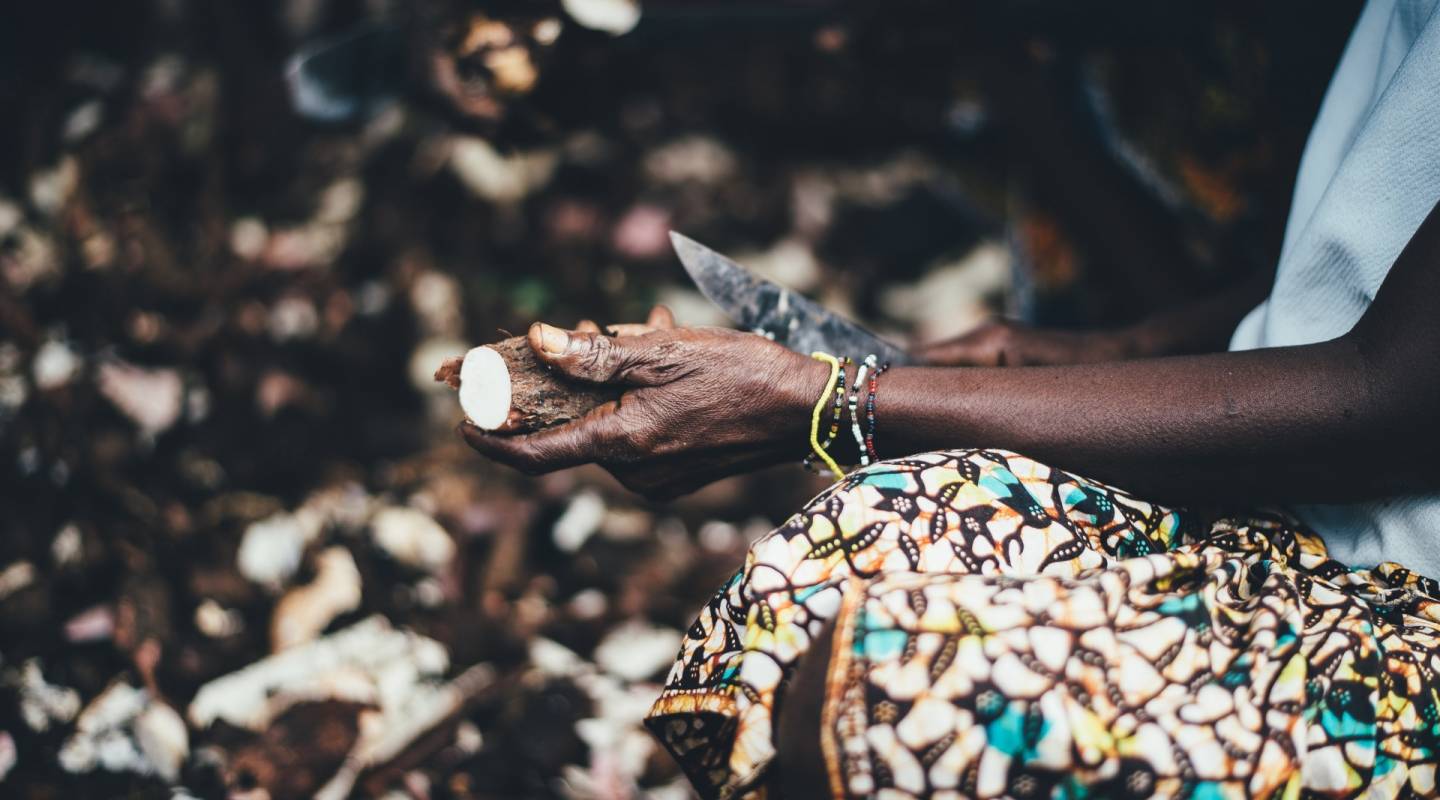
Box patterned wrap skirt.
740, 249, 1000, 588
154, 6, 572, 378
642, 449, 1440, 799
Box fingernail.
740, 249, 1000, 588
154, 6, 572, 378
538, 323, 569, 355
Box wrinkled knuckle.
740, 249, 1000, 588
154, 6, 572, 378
656, 337, 690, 359
620, 341, 682, 383
576, 335, 616, 377
613, 361, 652, 385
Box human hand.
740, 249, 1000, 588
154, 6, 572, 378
459, 315, 827, 500
914, 318, 1134, 367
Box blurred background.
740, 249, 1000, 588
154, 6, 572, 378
0, 1, 1360, 797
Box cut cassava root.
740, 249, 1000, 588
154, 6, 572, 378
434, 336, 617, 432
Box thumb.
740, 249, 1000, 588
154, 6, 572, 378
528, 322, 680, 385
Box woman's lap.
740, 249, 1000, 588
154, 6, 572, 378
643, 449, 1440, 799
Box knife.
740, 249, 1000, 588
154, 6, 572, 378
669, 232, 915, 365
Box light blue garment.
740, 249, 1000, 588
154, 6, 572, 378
1229, 0, 1440, 576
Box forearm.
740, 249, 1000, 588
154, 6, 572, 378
869, 337, 1431, 506
812, 201, 1440, 507
468, 206, 1439, 508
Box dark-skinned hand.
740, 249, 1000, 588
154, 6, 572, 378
460, 306, 826, 500
463, 199, 1440, 508
916, 318, 1135, 366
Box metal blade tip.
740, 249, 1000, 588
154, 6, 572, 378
668, 230, 698, 253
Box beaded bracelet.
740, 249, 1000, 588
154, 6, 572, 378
825, 356, 849, 449
803, 355, 848, 473
864, 362, 890, 463
805, 352, 846, 480
849, 354, 876, 465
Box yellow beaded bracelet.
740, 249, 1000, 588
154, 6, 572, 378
808, 352, 846, 480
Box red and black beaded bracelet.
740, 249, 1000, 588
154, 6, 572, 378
863, 362, 890, 464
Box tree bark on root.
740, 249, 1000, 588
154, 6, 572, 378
434, 337, 616, 432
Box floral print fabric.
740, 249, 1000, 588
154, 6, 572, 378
643, 449, 1440, 799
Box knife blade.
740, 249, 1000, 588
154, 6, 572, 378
670, 232, 914, 365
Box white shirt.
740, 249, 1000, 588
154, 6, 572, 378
1229, 0, 1440, 576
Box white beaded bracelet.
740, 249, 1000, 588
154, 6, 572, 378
849, 354, 877, 465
